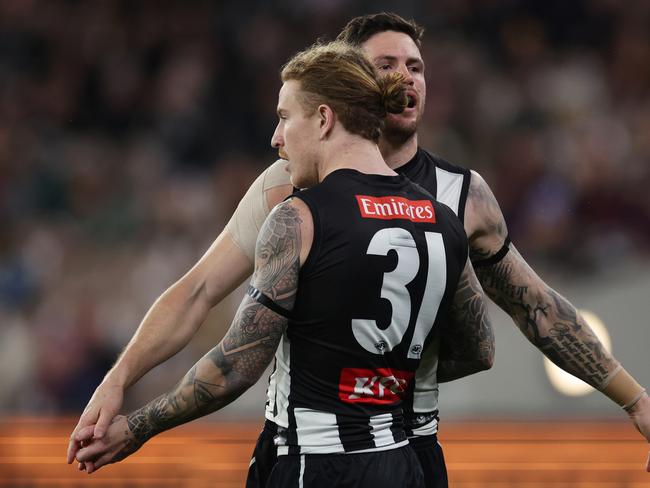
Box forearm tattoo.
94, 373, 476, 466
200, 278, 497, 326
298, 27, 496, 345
473, 246, 618, 389
127, 202, 302, 444
465, 174, 617, 389
438, 262, 495, 383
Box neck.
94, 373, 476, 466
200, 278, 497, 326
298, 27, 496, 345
378, 132, 418, 170
319, 135, 395, 182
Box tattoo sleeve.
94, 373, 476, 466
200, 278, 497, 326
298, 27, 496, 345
437, 259, 495, 383
466, 173, 619, 389
126, 201, 302, 445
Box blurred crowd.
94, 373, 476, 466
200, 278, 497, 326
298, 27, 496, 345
1, 0, 649, 414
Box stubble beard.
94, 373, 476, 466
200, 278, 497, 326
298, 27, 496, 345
383, 117, 418, 146
290, 157, 320, 189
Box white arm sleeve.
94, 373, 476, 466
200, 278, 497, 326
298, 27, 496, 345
225, 159, 292, 262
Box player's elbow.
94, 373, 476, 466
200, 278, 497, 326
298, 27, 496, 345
463, 354, 492, 378
481, 350, 495, 371
481, 330, 496, 371
480, 339, 495, 371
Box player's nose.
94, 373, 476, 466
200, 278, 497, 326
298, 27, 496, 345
271, 126, 283, 148
398, 64, 414, 85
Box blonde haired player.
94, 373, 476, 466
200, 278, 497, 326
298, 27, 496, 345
73, 40, 493, 488
69, 12, 650, 487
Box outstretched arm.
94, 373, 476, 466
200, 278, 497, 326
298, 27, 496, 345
437, 257, 495, 383
465, 170, 650, 470
67, 161, 291, 465
74, 199, 307, 473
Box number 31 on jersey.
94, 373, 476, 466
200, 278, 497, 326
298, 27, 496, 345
352, 227, 446, 359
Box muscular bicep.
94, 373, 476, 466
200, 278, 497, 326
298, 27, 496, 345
464, 170, 509, 262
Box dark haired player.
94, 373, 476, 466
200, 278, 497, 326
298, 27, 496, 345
69, 12, 650, 488
73, 41, 493, 488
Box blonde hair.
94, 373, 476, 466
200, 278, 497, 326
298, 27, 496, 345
281, 41, 407, 142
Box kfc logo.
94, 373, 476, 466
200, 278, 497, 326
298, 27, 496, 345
356, 195, 436, 223
339, 368, 414, 404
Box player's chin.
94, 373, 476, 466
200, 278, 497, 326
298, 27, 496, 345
387, 110, 418, 127
289, 173, 304, 189
385, 116, 418, 137
290, 172, 316, 189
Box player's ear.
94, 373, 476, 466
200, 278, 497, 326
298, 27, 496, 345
317, 104, 335, 140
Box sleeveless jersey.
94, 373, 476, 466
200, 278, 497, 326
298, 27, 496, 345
395, 149, 471, 437
267, 168, 468, 455
398, 148, 471, 223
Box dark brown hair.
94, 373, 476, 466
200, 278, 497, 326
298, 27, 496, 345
281, 41, 407, 142
336, 12, 424, 47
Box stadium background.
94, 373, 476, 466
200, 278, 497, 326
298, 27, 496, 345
0, 0, 649, 485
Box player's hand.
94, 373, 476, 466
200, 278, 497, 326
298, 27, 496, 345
626, 392, 650, 472
67, 381, 125, 466
74, 415, 142, 474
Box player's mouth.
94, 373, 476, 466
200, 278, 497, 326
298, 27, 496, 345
405, 90, 418, 110
406, 95, 416, 109
278, 149, 289, 161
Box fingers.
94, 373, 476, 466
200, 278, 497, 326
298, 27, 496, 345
67, 437, 80, 464
74, 438, 96, 474
75, 425, 96, 442
84, 460, 96, 474
67, 410, 99, 463
76, 441, 108, 464
68, 423, 98, 464
94, 408, 114, 439
92, 451, 116, 472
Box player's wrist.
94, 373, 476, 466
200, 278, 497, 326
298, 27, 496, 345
624, 389, 649, 414
600, 367, 645, 410
101, 368, 129, 390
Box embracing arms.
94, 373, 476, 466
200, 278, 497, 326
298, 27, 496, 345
74, 199, 311, 472
67, 160, 292, 464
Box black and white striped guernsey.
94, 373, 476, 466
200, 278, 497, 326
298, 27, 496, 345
266, 167, 468, 455
395, 149, 471, 438
265, 149, 472, 442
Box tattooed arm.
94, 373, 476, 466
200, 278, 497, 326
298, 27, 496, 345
74, 200, 311, 473
67, 160, 292, 468
437, 258, 494, 383
464, 171, 650, 469
465, 170, 629, 391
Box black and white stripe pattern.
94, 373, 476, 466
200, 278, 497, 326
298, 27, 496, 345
276, 407, 409, 455
434, 166, 466, 217
265, 333, 291, 428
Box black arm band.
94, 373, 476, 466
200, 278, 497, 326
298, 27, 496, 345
471, 236, 511, 268
247, 285, 293, 319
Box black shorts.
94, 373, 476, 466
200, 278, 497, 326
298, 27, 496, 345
267, 445, 424, 488
246, 420, 279, 488
409, 434, 448, 488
